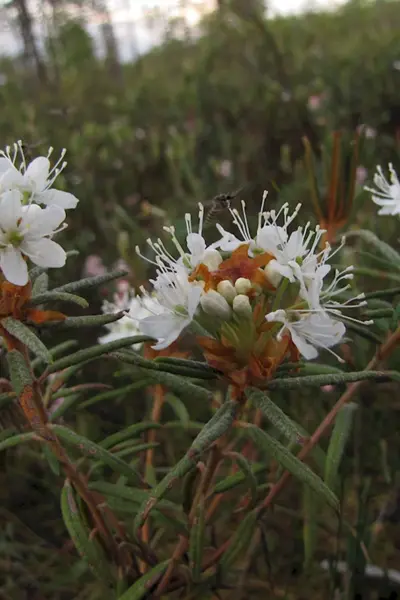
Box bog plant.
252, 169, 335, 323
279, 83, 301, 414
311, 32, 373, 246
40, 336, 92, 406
0, 141, 399, 598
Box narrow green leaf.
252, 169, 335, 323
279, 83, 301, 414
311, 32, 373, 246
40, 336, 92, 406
324, 403, 357, 491
100, 422, 162, 449
29, 291, 89, 308
346, 230, 400, 269
267, 371, 396, 390
189, 497, 206, 582
364, 308, 394, 319
60, 480, 114, 586
7, 349, 33, 395
43, 312, 125, 330
32, 272, 49, 296
49, 394, 80, 421
43, 444, 60, 475
338, 319, 383, 345
88, 481, 183, 514
155, 356, 219, 375
213, 463, 268, 494
364, 287, 400, 301
350, 267, 400, 283
118, 560, 169, 600
54, 269, 128, 294
113, 349, 216, 380
164, 394, 189, 427
246, 387, 304, 442
134, 401, 238, 530
114, 357, 213, 404
2, 318, 51, 363
243, 425, 338, 509
303, 485, 318, 569
219, 510, 258, 570
226, 452, 258, 507
46, 336, 153, 374
79, 380, 151, 410
277, 362, 345, 376
52, 425, 143, 484
0, 431, 36, 452
31, 340, 79, 369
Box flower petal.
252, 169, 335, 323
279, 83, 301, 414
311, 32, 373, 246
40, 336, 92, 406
25, 157, 50, 192
22, 205, 66, 237
139, 313, 188, 350
0, 246, 28, 285
186, 232, 206, 266
21, 238, 66, 268
39, 189, 79, 209
0, 162, 25, 189
0, 190, 23, 231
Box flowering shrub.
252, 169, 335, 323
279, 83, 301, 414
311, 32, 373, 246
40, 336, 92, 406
0, 140, 398, 598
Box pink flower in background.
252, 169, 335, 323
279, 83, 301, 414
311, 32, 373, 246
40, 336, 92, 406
114, 258, 131, 276
115, 278, 131, 298
47, 396, 65, 417
322, 385, 335, 393
82, 254, 106, 278
308, 94, 323, 111
356, 166, 368, 186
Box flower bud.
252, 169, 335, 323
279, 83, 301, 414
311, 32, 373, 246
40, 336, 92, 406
232, 294, 252, 317
200, 290, 231, 320
202, 249, 223, 271
234, 277, 252, 295
217, 280, 236, 303
264, 262, 282, 287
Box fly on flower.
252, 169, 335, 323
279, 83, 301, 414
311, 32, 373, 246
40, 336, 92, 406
203, 185, 246, 227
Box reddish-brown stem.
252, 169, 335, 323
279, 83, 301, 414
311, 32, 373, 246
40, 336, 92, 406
154, 444, 223, 597
15, 345, 124, 566
140, 384, 165, 573
203, 327, 400, 569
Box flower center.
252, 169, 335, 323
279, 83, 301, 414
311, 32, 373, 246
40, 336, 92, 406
6, 230, 24, 247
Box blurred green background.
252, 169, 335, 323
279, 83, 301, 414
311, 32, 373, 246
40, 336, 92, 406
0, 0, 400, 598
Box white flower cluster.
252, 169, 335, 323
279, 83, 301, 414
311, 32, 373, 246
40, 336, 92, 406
132, 194, 369, 361
365, 163, 400, 216
0, 141, 78, 286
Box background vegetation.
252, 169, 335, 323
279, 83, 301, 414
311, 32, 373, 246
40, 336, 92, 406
0, 0, 400, 598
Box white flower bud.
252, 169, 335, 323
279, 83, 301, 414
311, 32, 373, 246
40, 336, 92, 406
217, 280, 237, 303
200, 290, 231, 320
202, 249, 223, 271
232, 294, 252, 317
234, 277, 252, 295
264, 262, 283, 287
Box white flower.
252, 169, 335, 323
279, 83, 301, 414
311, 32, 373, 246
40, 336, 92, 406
0, 141, 79, 209
215, 194, 329, 285
267, 309, 346, 361
0, 190, 67, 285
99, 290, 155, 349
364, 164, 400, 216
266, 253, 371, 361
137, 268, 203, 350
136, 203, 222, 274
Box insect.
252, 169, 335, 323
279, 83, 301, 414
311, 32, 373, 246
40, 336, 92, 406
204, 186, 246, 227
19, 140, 46, 162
